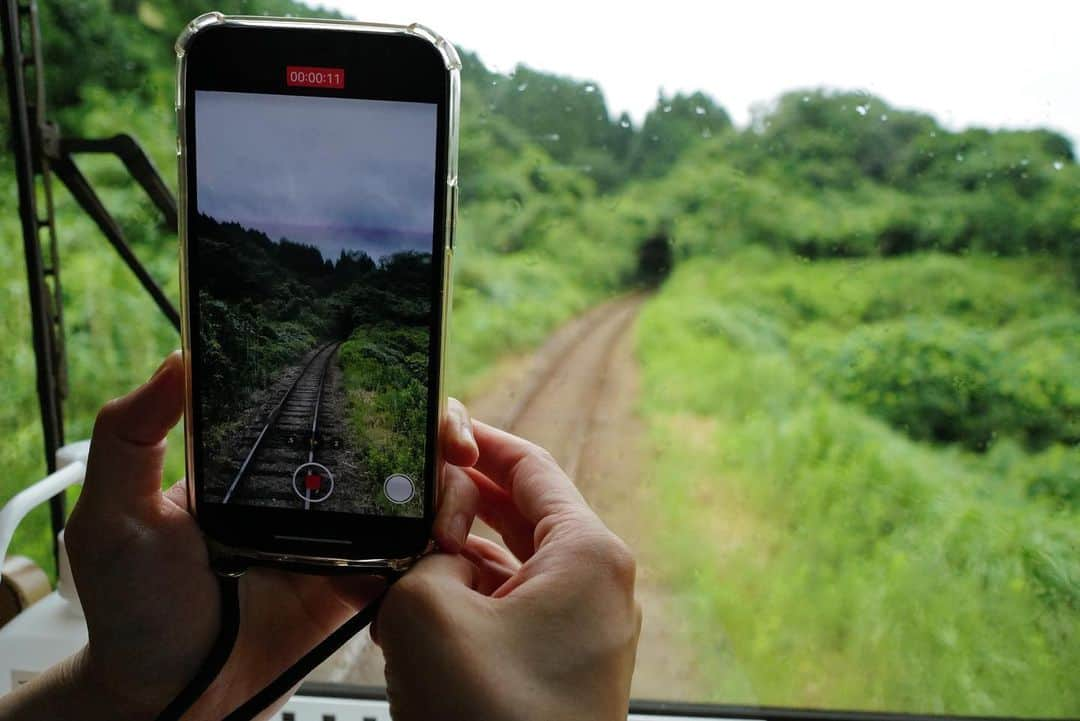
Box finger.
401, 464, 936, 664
472, 421, 590, 528
163, 477, 190, 512
440, 397, 478, 468
373, 552, 477, 646
460, 535, 520, 595
467, 468, 536, 562
82, 352, 185, 507
460, 553, 514, 596
463, 534, 521, 569
405, 551, 478, 589
432, 465, 478, 553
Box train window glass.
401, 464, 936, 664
2, 1, 1076, 718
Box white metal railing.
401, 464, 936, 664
0, 440, 90, 582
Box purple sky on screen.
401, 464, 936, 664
195, 90, 437, 261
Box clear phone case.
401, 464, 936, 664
175, 13, 461, 571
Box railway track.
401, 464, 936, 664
224, 341, 341, 508
314, 295, 650, 684
472, 294, 645, 479
506, 296, 641, 480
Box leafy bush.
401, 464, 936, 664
820, 319, 1074, 451
1020, 445, 1080, 511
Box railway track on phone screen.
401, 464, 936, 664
223, 340, 341, 508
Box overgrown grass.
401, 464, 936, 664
637, 251, 1079, 716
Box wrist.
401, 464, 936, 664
75, 646, 169, 721
43, 647, 157, 721
0, 647, 151, 721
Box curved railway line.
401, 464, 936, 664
313, 294, 708, 699
223, 341, 342, 508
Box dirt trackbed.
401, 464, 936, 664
312, 295, 702, 699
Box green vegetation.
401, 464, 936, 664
1, 96, 183, 579
336, 254, 434, 514
2, 0, 1078, 716
624, 83, 1077, 716
339, 322, 427, 515
196, 216, 327, 425
637, 254, 1079, 715
820, 316, 1077, 452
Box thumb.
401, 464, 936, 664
82, 351, 185, 507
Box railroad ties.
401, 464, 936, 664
224, 342, 340, 508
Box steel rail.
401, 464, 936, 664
303, 342, 340, 509
222, 342, 336, 504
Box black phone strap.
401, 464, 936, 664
155, 562, 396, 721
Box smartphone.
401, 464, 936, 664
176, 13, 459, 570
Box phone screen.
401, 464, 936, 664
191, 89, 438, 519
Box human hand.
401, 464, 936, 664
374, 422, 642, 721
1, 351, 480, 721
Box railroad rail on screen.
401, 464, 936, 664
223, 342, 342, 509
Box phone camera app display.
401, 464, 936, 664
193, 91, 437, 518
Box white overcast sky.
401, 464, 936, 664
321, 0, 1080, 150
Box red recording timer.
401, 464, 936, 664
286, 66, 346, 89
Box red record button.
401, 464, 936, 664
286, 66, 345, 89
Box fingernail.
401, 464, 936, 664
460, 417, 477, 450
448, 513, 468, 549
149, 353, 176, 382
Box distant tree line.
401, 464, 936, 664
196, 213, 432, 433
13, 0, 1079, 286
